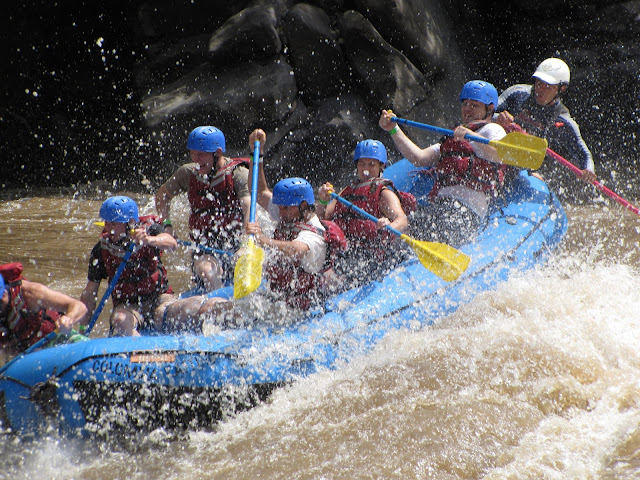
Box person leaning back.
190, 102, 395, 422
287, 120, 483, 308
0, 263, 87, 356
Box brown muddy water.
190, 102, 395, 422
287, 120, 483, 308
1, 189, 639, 479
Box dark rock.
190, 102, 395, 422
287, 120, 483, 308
2, 0, 639, 207
207, 5, 283, 65
135, 0, 253, 41
282, 3, 350, 105
142, 57, 297, 129
136, 5, 282, 93
339, 10, 430, 114
140, 56, 299, 183
352, 0, 452, 77
268, 93, 378, 186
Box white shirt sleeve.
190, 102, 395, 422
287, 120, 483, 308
429, 143, 441, 158
295, 216, 327, 274
476, 122, 507, 141
266, 198, 280, 221
471, 123, 507, 164
264, 206, 327, 274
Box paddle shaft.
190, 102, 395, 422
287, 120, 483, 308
232, 140, 263, 299
177, 239, 232, 256
249, 140, 260, 224
392, 117, 493, 147
329, 192, 402, 237
547, 148, 640, 217
84, 242, 135, 336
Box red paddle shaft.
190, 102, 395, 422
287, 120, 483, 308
546, 148, 640, 217
506, 122, 639, 217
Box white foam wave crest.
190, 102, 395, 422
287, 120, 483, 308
179, 259, 640, 479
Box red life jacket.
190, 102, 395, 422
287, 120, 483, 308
432, 121, 508, 199
99, 216, 171, 305
334, 178, 415, 258
503, 122, 525, 134
266, 219, 346, 310
0, 262, 58, 349
187, 157, 249, 246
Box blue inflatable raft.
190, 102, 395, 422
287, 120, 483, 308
0, 161, 567, 438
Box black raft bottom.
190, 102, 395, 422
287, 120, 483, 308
73, 380, 282, 436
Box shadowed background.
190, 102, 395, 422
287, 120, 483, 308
2, 0, 638, 204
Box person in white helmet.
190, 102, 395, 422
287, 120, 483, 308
495, 58, 596, 183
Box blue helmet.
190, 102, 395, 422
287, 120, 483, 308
100, 196, 140, 223
353, 139, 387, 165
187, 126, 225, 153
272, 178, 315, 206
0, 272, 5, 299
459, 80, 499, 107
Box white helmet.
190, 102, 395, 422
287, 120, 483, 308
532, 58, 570, 85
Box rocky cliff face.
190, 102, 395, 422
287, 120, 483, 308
2, 0, 639, 202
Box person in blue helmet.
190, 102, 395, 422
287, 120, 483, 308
155, 126, 265, 292
246, 175, 347, 312
162, 173, 346, 330
80, 196, 178, 336
494, 57, 596, 184
379, 80, 510, 246
1, 262, 87, 356
316, 139, 412, 286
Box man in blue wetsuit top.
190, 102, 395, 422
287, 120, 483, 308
495, 57, 597, 183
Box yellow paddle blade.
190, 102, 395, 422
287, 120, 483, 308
233, 237, 264, 299
94, 220, 135, 235
489, 132, 548, 170
400, 234, 470, 282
